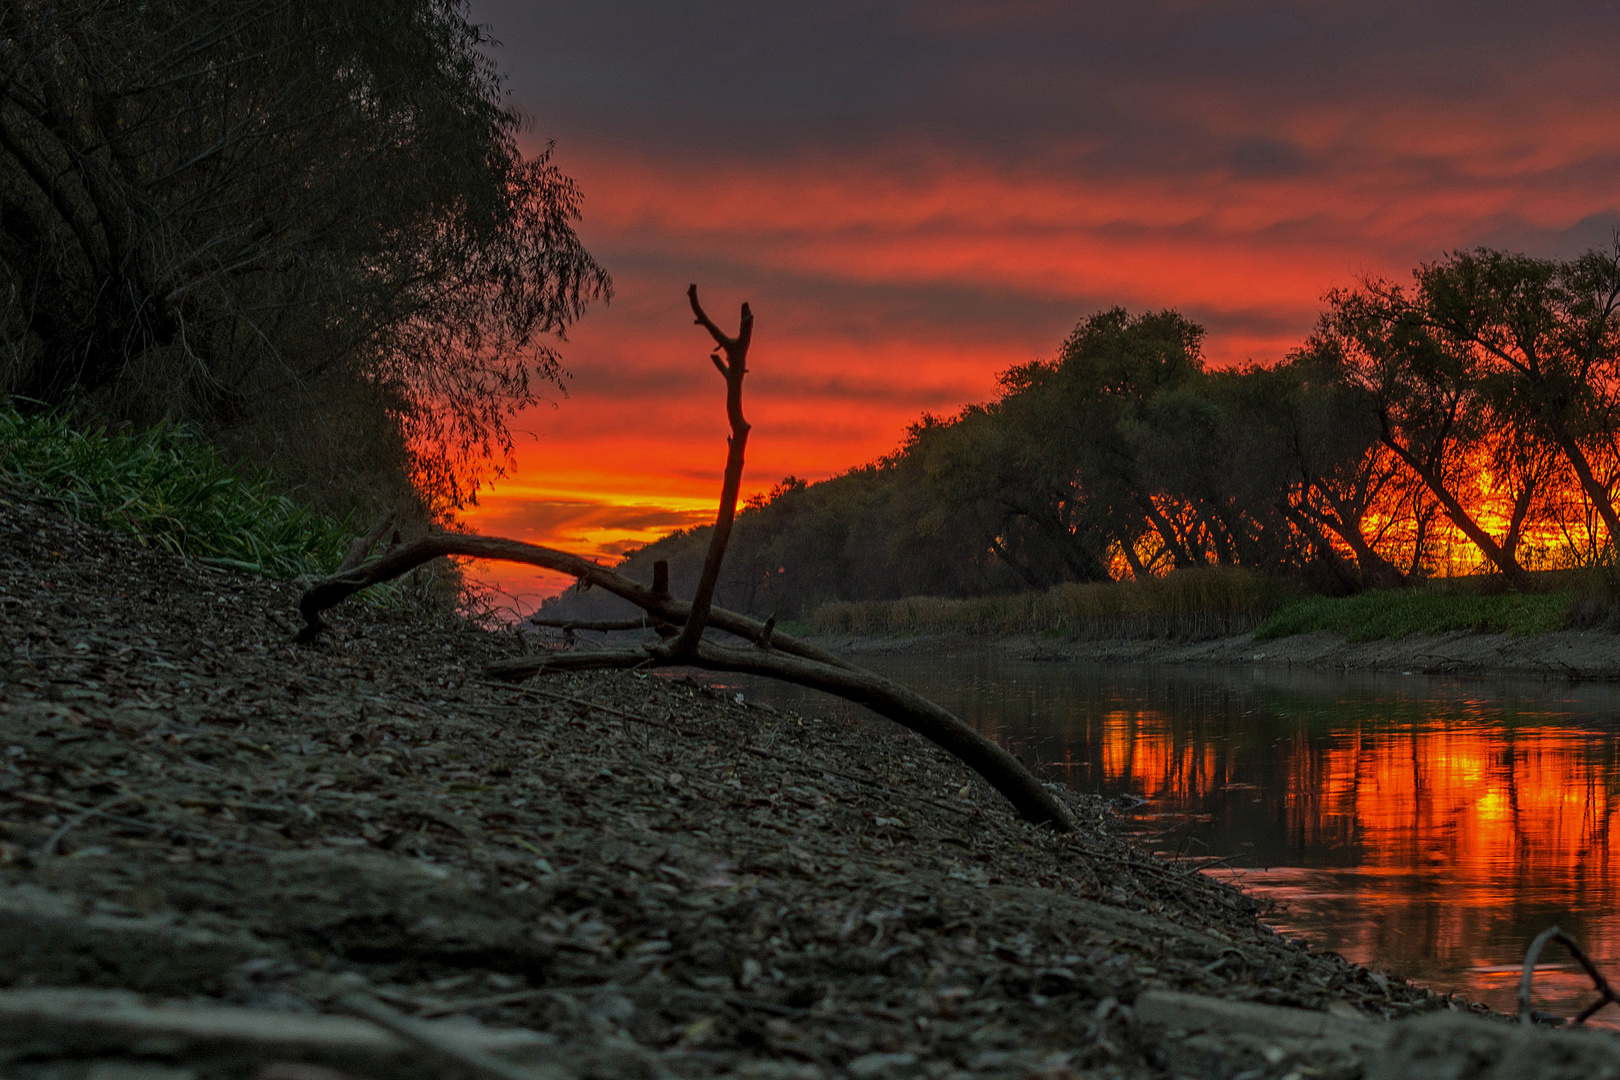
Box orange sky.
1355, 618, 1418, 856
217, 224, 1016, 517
461, 1, 1620, 611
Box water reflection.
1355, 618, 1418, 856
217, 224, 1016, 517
706, 655, 1620, 1020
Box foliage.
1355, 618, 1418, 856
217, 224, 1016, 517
0, 402, 349, 577
1256, 589, 1571, 641
543, 242, 1620, 633
0, 0, 609, 512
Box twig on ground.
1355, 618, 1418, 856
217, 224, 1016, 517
416, 983, 812, 1020
528, 617, 667, 633
1520, 924, 1620, 1026
6, 792, 279, 855
37, 794, 135, 858
337, 992, 564, 1080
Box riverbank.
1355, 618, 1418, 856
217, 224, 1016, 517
7, 493, 1620, 1078
813, 626, 1620, 681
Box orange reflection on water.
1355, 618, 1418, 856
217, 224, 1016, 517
1103, 709, 1620, 1013
1100, 709, 1225, 801
1296, 723, 1620, 908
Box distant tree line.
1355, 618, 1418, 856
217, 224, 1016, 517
0, 0, 607, 515
577, 245, 1620, 620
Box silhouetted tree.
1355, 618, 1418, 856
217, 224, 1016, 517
0, 0, 608, 508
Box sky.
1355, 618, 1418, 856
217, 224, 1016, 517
459, 0, 1620, 610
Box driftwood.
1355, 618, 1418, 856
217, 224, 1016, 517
297, 286, 1077, 833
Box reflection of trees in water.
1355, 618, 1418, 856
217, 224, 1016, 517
1077, 689, 1620, 1005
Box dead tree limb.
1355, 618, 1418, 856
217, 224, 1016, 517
527, 617, 668, 632
301, 537, 1076, 831
670, 284, 752, 658
1520, 924, 1620, 1026
489, 640, 1073, 830
295, 288, 1076, 833
297, 533, 852, 674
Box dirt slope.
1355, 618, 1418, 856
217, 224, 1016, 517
0, 493, 1585, 1080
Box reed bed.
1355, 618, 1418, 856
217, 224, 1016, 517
810, 566, 1288, 640
0, 403, 350, 577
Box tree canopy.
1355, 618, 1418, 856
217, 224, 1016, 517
557, 245, 1620, 621
0, 0, 609, 511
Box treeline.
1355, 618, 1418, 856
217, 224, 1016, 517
561, 244, 1620, 621
0, 0, 606, 518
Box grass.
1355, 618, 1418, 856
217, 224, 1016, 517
810, 566, 1291, 640
1256, 589, 1573, 640
0, 402, 351, 577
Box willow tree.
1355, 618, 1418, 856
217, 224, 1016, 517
1323, 246, 1620, 582
0, 0, 608, 509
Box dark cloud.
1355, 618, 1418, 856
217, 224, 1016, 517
475, 0, 1620, 173
1227, 137, 1311, 180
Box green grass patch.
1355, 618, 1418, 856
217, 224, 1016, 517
0, 402, 351, 577
1256, 589, 1572, 641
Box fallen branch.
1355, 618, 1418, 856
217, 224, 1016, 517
296, 287, 1076, 834
418, 982, 809, 1020
527, 616, 668, 632
297, 531, 849, 670
1519, 924, 1620, 1026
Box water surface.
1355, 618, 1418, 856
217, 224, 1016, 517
703, 652, 1620, 1021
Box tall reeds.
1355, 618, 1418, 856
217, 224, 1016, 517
809, 566, 1288, 639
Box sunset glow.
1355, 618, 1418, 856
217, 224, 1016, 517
462, 1, 1620, 606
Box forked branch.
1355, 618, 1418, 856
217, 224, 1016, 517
671, 284, 752, 658
295, 289, 1076, 833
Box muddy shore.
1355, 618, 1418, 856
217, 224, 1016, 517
813, 626, 1620, 682
4, 494, 1620, 1079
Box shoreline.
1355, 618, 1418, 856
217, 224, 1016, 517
810, 626, 1620, 681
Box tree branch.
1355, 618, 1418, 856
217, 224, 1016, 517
528, 616, 669, 633
668, 284, 752, 658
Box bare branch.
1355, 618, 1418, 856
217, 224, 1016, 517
1520, 925, 1620, 1027
667, 284, 753, 658
528, 617, 667, 632
296, 531, 1075, 831
295, 289, 1076, 833
296, 532, 855, 672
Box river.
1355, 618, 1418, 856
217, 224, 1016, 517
699, 652, 1620, 1022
